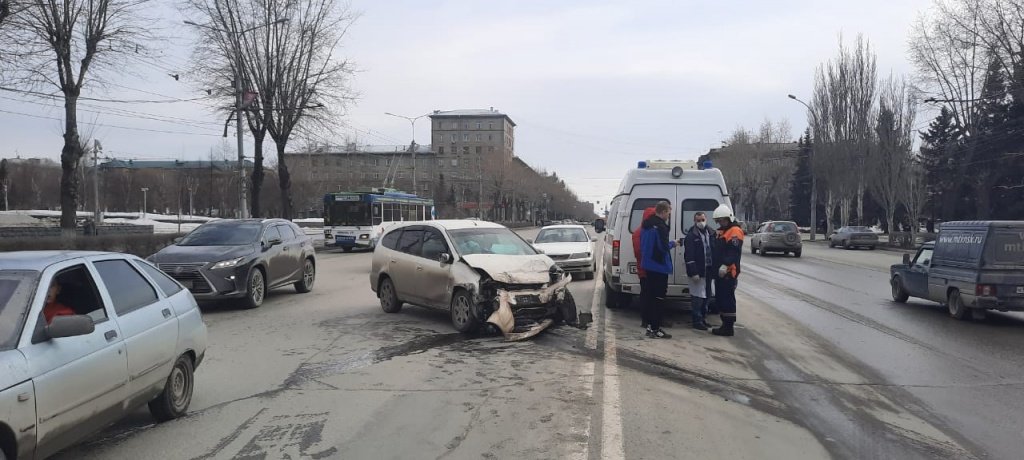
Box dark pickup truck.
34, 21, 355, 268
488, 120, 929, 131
890, 221, 1024, 320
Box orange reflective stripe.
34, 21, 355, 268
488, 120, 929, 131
724, 226, 745, 241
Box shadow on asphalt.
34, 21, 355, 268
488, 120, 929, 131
891, 299, 1024, 328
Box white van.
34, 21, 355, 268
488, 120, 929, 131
601, 160, 732, 308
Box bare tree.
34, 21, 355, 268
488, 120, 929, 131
2, 0, 152, 228
903, 160, 929, 243
811, 35, 878, 231
188, 0, 357, 219
869, 75, 918, 236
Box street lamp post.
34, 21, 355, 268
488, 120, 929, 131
140, 187, 149, 219
384, 112, 431, 194
184, 18, 288, 219
788, 94, 819, 241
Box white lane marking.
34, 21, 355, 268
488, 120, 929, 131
567, 360, 596, 460
601, 300, 625, 460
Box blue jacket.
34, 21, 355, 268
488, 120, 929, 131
683, 225, 714, 278
640, 214, 675, 275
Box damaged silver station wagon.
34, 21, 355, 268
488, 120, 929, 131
369, 220, 578, 341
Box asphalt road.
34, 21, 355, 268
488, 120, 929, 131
53, 230, 1020, 459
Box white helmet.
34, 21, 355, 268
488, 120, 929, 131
712, 204, 735, 221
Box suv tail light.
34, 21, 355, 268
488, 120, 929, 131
612, 240, 620, 266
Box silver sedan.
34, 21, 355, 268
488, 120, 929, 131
0, 251, 208, 460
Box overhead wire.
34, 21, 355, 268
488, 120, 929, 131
0, 107, 224, 137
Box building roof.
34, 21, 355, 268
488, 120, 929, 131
99, 159, 254, 170
430, 108, 516, 126
289, 144, 434, 155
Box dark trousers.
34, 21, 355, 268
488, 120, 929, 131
691, 273, 712, 326
642, 272, 669, 329
714, 277, 737, 324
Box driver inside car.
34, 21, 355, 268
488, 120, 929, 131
43, 281, 75, 324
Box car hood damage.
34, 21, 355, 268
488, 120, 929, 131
460, 254, 576, 341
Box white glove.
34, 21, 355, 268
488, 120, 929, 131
690, 275, 701, 283
718, 265, 728, 278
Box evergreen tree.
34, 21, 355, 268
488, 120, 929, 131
919, 107, 959, 221
789, 129, 813, 226
970, 59, 1012, 218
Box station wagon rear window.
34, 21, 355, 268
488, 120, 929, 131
0, 270, 39, 351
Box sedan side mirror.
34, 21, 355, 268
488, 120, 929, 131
526, 239, 533, 244
439, 252, 452, 264
173, 236, 183, 244
264, 238, 283, 249
902, 253, 911, 265
591, 237, 598, 242
46, 315, 95, 340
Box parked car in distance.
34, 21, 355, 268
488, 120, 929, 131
148, 219, 316, 309
829, 226, 879, 250
750, 221, 802, 257
890, 221, 1024, 320
530, 225, 597, 279
369, 220, 577, 337
0, 251, 207, 460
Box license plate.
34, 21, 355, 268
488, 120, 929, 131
627, 263, 637, 274
336, 236, 355, 243
1017, 286, 1024, 295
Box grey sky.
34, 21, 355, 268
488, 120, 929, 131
0, 0, 932, 205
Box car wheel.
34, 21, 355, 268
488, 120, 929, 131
869, 246, 876, 250
794, 249, 802, 258
450, 290, 478, 333
759, 246, 768, 257
241, 268, 266, 309
751, 243, 757, 254
294, 258, 315, 293
947, 289, 970, 320
604, 282, 619, 309
829, 240, 835, 248
891, 277, 909, 303
379, 277, 403, 313
149, 354, 195, 422
844, 240, 853, 250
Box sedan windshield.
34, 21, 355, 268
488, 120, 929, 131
0, 270, 40, 351
179, 222, 262, 246
449, 228, 537, 256
535, 228, 589, 243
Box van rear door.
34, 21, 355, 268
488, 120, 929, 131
674, 192, 726, 289
983, 226, 1024, 299
620, 187, 676, 289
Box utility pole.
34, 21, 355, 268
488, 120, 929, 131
140, 187, 149, 219
384, 112, 431, 194
93, 140, 103, 224
184, 18, 288, 219
788, 94, 818, 241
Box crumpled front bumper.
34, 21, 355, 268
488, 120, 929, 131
486, 274, 573, 341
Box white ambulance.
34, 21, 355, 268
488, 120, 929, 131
601, 160, 731, 308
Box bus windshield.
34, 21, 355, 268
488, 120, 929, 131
328, 202, 371, 227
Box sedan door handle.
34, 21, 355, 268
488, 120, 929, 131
416, 266, 424, 271
162, 308, 172, 319
104, 330, 118, 342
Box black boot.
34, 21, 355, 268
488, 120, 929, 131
712, 319, 734, 336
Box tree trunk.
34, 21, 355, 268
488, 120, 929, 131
856, 182, 865, 225
60, 95, 82, 230
887, 214, 895, 247
975, 176, 993, 219
276, 141, 294, 219
251, 134, 265, 218
840, 197, 851, 227
825, 189, 836, 236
